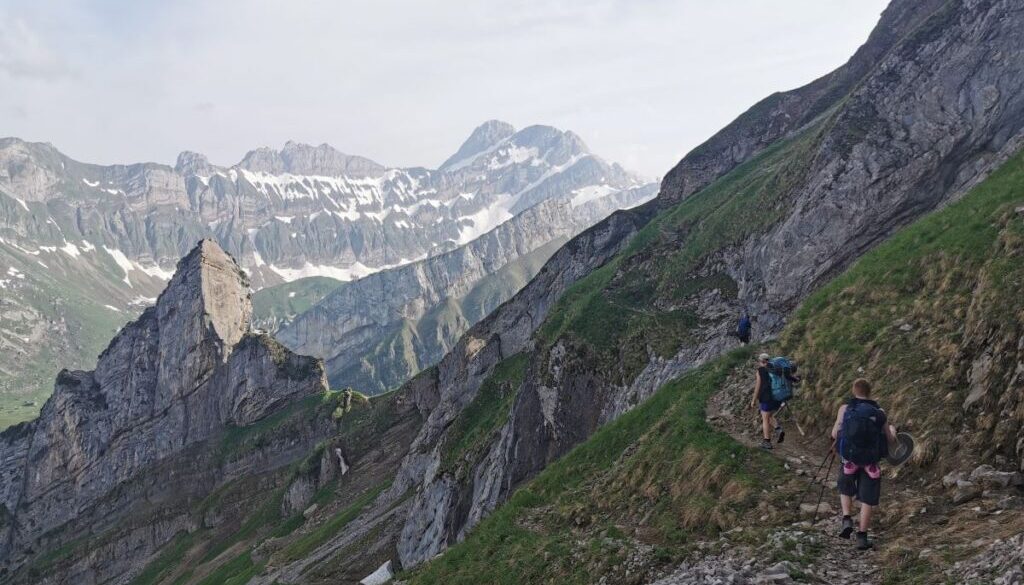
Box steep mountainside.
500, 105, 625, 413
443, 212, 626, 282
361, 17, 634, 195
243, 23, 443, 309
0, 123, 653, 426
407, 138, 1024, 585
380, 0, 1024, 571
5, 1, 1024, 584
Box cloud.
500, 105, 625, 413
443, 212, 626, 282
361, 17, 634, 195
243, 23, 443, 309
0, 17, 73, 80
0, 0, 889, 178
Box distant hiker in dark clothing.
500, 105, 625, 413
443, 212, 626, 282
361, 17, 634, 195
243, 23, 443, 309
831, 378, 898, 551
750, 353, 783, 450
736, 313, 752, 344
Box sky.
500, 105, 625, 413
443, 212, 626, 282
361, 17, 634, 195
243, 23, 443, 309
1, 0, 889, 179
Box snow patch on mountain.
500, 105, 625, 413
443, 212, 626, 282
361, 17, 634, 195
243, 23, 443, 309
571, 184, 618, 207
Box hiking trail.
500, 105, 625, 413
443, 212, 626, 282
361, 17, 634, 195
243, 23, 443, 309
645, 364, 1024, 585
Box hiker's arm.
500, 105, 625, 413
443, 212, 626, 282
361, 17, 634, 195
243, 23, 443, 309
830, 405, 846, 440
878, 409, 898, 446
885, 422, 898, 446
750, 371, 760, 406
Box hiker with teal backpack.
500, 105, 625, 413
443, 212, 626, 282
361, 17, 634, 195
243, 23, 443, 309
831, 378, 898, 551
750, 353, 799, 450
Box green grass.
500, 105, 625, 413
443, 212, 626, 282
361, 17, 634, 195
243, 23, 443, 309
272, 481, 390, 564
215, 389, 359, 461
406, 348, 785, 585
459, 236, 568, 322
440, 353, 529, 474
128, 531, 195, 585
195, 551, 263, 585
779, 146, 1024, 461
199, 488, 285, 565
536, 124, 824, 384
251, 276, 343, 329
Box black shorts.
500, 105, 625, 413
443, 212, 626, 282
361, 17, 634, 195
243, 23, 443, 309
837, 465, 881, 506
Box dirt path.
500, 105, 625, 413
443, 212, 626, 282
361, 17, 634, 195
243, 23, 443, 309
698, 371, 886, 584
650, 368, 1024, 585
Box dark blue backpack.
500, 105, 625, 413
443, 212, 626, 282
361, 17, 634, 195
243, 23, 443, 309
839, 400, 886, 465
737, 316, 751, 338
767, 357, 795, 401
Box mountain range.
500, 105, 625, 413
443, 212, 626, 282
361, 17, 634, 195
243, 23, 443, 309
0, 123, 655, 426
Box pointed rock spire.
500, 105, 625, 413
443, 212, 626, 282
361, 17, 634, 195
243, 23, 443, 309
157, 238, 252, 351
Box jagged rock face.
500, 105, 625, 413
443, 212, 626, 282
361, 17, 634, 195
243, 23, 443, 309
0, 239, 327, 570
658, 0, 950, 208
275, 183, 655, 394
382, 0, 1024, 568
237, 140, 385, 178
0, 124, 653, 427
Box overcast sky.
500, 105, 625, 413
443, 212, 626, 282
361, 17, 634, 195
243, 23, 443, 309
1, 1, 888, 178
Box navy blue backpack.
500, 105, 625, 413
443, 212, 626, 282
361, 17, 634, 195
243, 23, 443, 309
839, 400, 887, 465
737, 315, 751, 339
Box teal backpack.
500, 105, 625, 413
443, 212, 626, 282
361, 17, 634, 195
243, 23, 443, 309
767, 357, 796, 402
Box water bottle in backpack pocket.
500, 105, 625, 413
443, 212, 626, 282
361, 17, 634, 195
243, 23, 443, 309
767, 357, 796, 401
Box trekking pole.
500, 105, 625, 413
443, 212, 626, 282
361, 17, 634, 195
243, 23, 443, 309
811, 451, 836, 524
796, 447, 833, 512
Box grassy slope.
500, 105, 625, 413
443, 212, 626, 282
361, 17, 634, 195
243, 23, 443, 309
120, 389, 409, 585
250, 276, 343, 332
439, 353, 529, 476
328, 237, 569, 395
0, 245, 140, 428
407, 349, 787, 584
780, 147, 1024, 474
409, 146, 1024, 585
403, 122, 830, 584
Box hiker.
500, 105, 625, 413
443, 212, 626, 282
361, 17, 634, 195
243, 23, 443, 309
831, 378, 898, 551
736, 313, 752, 344
750, 353, 784, 450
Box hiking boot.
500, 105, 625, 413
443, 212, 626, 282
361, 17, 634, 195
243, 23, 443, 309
856, 531, 873, 551
838, 516, 854, 539
760, 438, 773, 451
775, 425, 785, 444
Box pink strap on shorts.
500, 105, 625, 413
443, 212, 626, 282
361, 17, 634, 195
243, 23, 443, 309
843, 461, 881, 479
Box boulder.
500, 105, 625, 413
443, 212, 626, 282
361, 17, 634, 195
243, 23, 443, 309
943, 471, 966, 489
969, 465, 1023, 489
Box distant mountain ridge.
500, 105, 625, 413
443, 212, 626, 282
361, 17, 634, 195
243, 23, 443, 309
0, 123, 655, 426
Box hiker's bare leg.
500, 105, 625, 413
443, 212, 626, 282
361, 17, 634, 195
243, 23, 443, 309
840, 494, 853, 517
760, 411, 772, 440
859, 503, 873, 532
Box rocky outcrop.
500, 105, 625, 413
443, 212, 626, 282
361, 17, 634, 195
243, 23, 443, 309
0, 239, 328, 574
381, 0, 1024, 569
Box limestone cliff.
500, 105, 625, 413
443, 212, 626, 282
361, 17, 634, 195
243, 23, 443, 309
0, 239, 327, 575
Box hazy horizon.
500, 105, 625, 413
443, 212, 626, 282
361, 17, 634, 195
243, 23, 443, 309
2, 0, 888, 178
